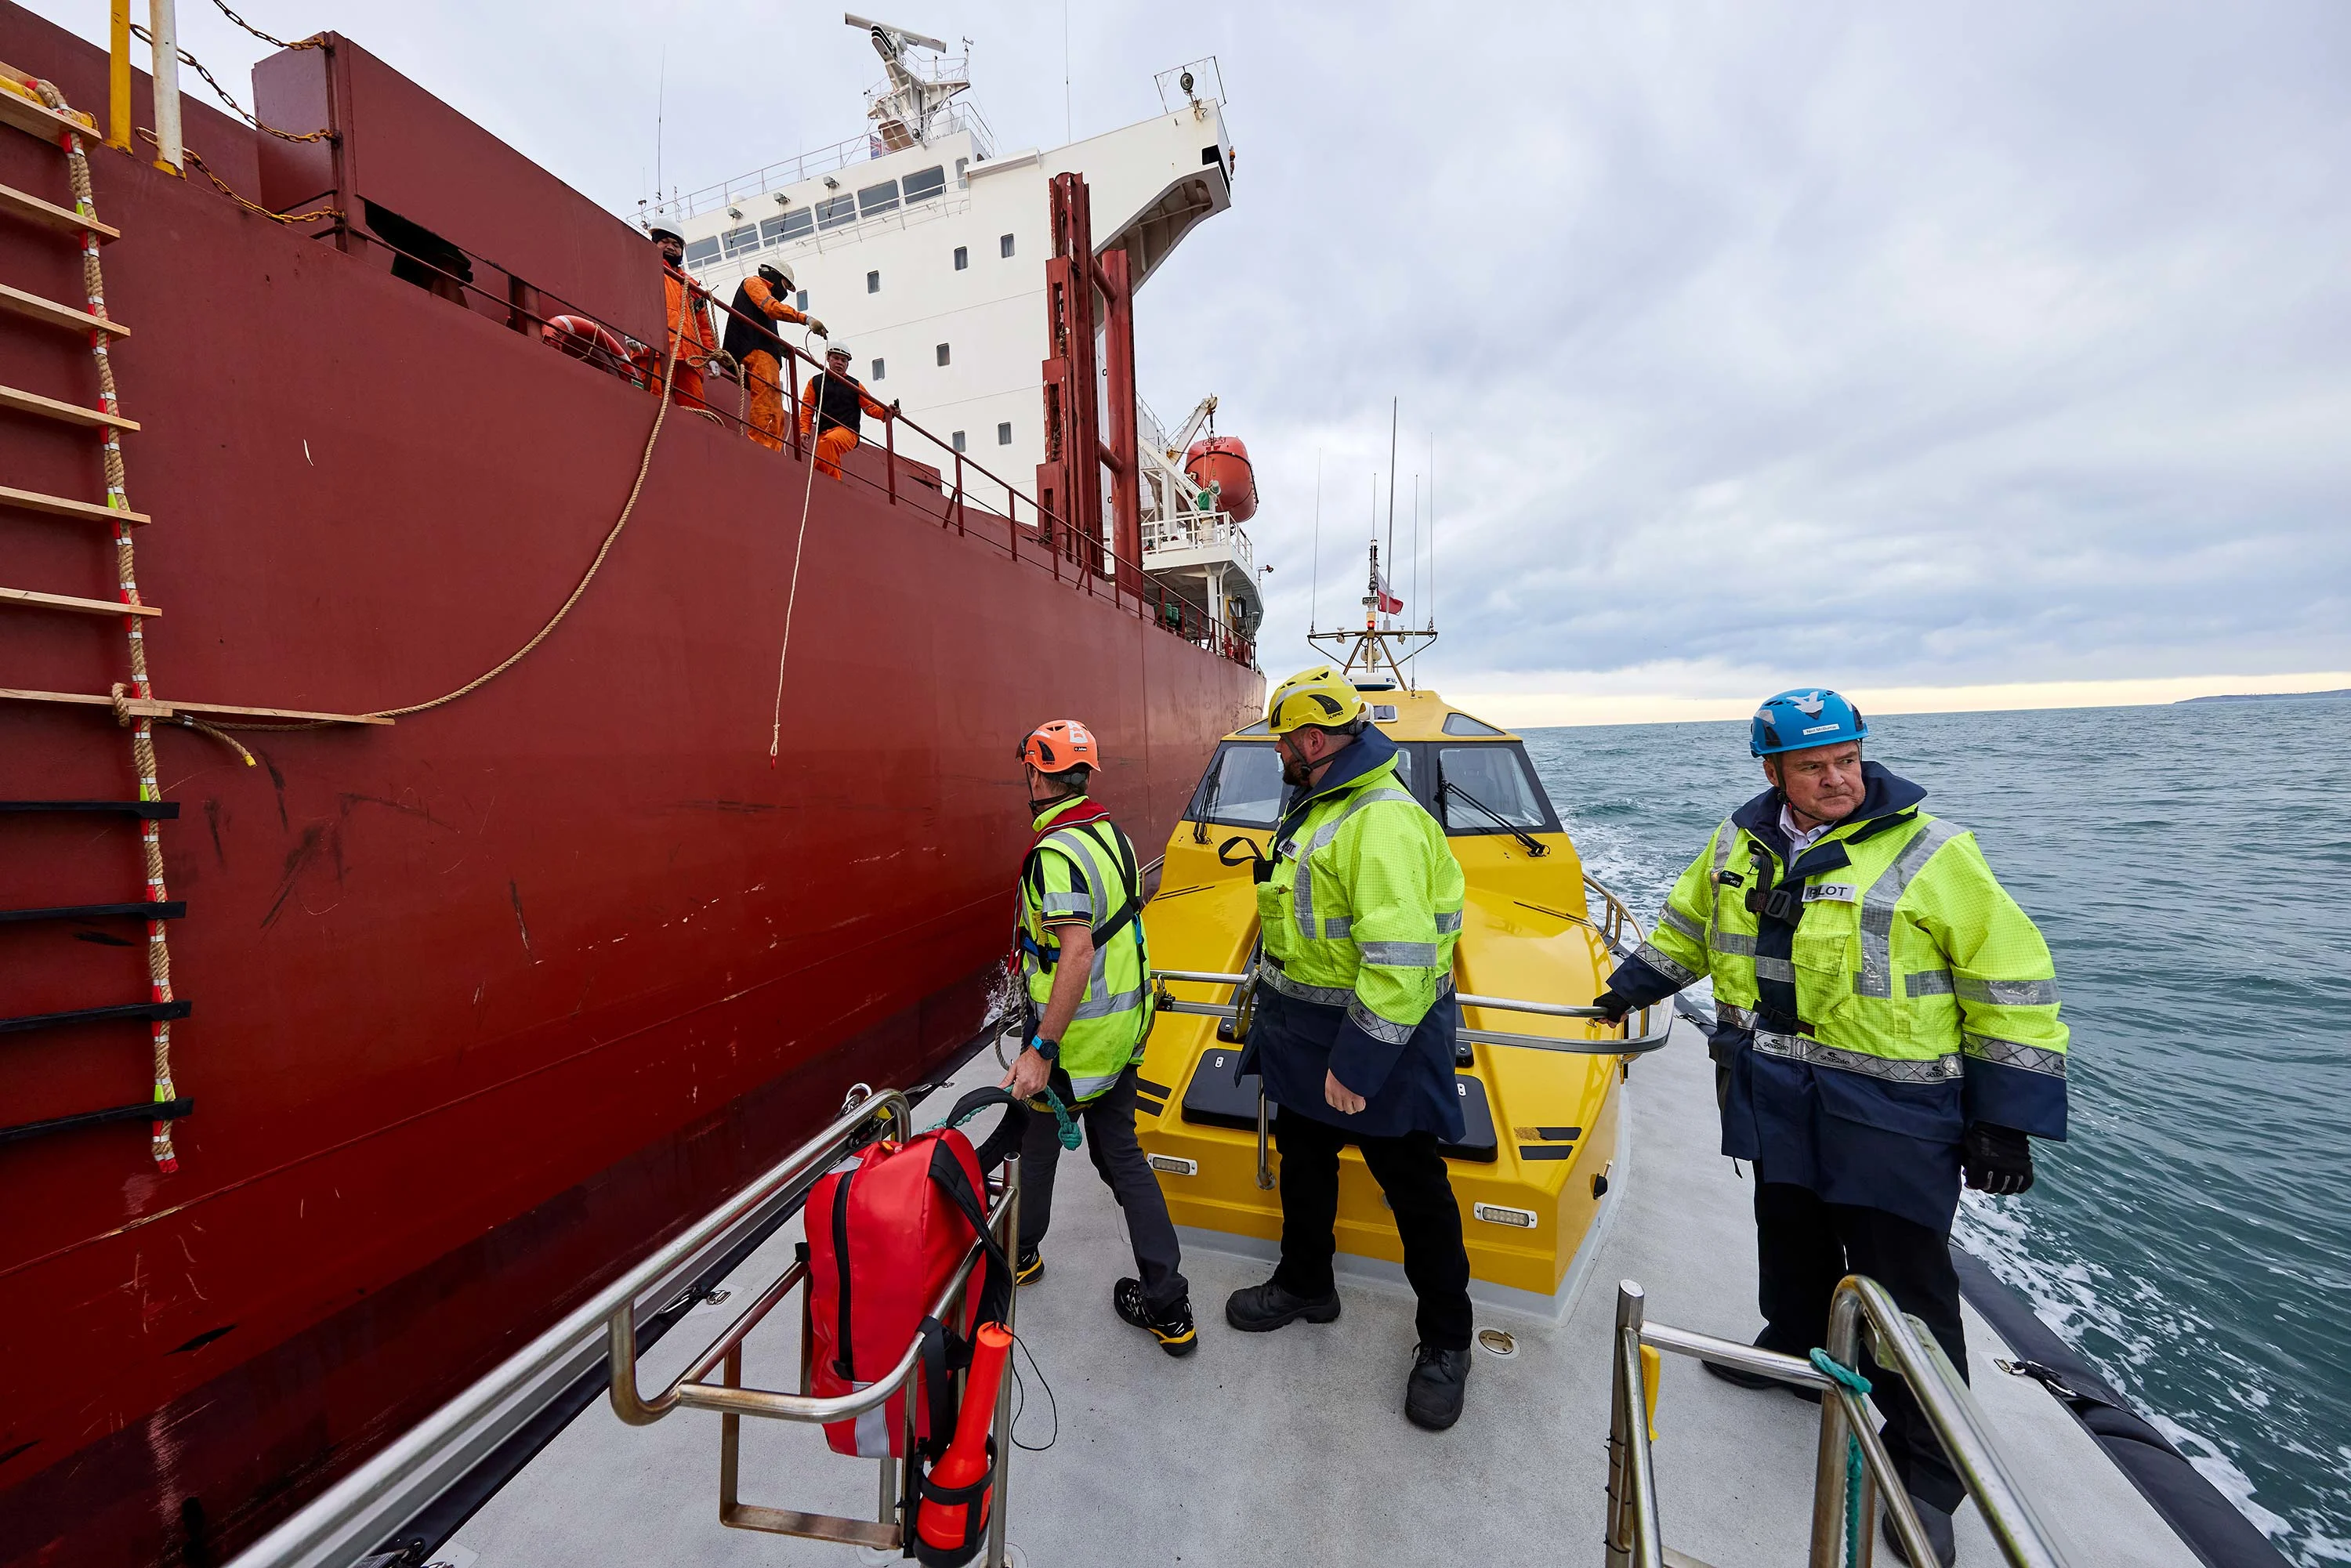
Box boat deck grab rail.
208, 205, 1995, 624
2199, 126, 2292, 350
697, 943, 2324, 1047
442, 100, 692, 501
226, 1085, 923, 1568
605, 1161, 1024, 1560
1606, 1276, 2070, 1568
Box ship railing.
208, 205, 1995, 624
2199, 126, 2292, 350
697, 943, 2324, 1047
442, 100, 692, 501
1141, 506, 1255, 571
331, 215, 1254, 672
226, 1085, 1023, 1568
1606, 1276, 2070, 1568
644, 105, 994, 225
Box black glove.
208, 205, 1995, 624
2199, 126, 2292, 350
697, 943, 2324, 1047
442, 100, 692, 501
1592, 990, 1632, 1025
1963, 1123, 2034, 1195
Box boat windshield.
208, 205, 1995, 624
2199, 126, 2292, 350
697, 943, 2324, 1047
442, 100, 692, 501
1188, 741, 1415, 829
1434, 745, 1552, 834
1190, 742, 1284, 827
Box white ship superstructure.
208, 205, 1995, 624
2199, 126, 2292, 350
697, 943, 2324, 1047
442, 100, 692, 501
640, 19, 1259, 650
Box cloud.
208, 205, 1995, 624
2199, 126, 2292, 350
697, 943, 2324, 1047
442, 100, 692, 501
31, 0, 2349, 713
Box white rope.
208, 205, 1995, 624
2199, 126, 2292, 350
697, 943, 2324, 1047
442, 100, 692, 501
767, 403, 826, 765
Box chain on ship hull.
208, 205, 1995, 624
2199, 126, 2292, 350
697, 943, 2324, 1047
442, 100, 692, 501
0, 10, 1262, 1563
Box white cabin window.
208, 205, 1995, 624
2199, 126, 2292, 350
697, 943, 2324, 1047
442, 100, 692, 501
817, 194, 858, 230
867, 270, 881, 294
904, 165, 946, 203
997, 422, 1012, 444
721, 224, 759, 258
871, 358, 886, 380
953, 430, 967, 452
858, 179, 900, 217
999, 233, 1015, 259
796, 290, 809, 310
936, 342, 951, 367
763, 210, 812, 245
684, 237, 722, 267
954, 245, 969, 271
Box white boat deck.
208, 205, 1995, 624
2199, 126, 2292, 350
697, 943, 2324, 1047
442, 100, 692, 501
449, 1021, 2196, 1567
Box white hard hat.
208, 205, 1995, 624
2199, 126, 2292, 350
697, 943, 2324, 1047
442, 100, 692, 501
825, 339, 852, 358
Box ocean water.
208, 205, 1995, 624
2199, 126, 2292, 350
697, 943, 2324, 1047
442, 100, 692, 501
1520, 699, 2351, 1566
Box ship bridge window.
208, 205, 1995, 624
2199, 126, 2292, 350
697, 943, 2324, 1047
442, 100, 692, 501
868, 270, 881, 293
684, 237, 723, 267
1434, 745, 1556, 836
1442, 712, 1508, 736
722, 224, 760, 258
954, 245, 969, 270
817, 194, 859, 230
1000, 233, 1016, 259
763, 209, 813, 245
998, 422, 1012, 444
858, 179, 900, 216
953, 430, 967, 451
904, 165, 946, 203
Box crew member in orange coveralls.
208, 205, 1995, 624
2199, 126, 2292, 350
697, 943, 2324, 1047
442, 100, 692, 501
725, 264, 826, 452
648, 226, 723, 411
799, 342, 893, 481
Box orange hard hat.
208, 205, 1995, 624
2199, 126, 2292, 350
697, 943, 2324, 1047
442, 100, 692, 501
1018, 719, 1099, 774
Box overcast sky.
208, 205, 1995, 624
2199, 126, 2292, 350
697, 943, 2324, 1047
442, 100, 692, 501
29, 1, 2350, 719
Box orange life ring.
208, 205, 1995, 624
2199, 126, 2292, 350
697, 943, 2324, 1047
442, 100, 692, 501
543, 313, 628, 361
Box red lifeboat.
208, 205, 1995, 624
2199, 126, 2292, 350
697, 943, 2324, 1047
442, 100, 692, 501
1183, 435, 1259, 523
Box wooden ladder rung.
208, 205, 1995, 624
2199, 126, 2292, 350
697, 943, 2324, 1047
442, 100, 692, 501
0, 382, 139, 431
0, 900, 187, 925
0, 585, 158, 617
0, 1095, 194, 1151
0, 482, 150, 527
0, 798, 179, 818
0, 279, 127, 337
0, 81, 96, 143
0, 180, 118, 241
0, 686, 395, 726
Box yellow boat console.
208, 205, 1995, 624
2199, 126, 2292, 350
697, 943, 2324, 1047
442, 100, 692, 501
1133, 679, 1672, 1316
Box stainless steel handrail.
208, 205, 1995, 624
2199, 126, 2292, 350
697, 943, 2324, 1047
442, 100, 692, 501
1606, 1277, 2071, 1568
229, 1086, 913, 1568
1153, 970, 1673, 1056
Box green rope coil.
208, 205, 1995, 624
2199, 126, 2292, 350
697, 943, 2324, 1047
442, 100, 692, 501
1810, 1348, 1875, 1568
942, 1089, 1083, 1150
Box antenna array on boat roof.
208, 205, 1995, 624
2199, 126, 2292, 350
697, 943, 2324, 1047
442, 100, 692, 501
847, 13, 969, 150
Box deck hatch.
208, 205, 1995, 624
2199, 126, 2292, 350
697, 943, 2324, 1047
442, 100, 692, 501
1179, 1048, 1498, 1161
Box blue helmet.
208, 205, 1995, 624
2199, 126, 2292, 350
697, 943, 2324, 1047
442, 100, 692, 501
1751, 688, 1868, 756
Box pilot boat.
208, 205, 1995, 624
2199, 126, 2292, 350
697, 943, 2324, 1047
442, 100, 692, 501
1135, 604, 1671, 1316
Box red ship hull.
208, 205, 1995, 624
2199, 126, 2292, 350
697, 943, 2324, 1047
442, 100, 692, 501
0, 13, 1259, 1563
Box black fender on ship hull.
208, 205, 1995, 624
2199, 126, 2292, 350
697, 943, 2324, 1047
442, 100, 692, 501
1951, 1247, 2289, 1568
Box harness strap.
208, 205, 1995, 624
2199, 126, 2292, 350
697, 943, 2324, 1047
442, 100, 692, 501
829, 1161, 858, 1382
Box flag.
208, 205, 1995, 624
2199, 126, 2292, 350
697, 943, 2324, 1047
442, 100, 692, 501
1374, 567, 1403, 616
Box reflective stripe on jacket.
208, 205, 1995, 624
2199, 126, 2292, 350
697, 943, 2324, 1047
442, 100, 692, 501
1609, 763, 2067, 1229
1020, 797, 1153, 1103
1244, 726, 1467, 1134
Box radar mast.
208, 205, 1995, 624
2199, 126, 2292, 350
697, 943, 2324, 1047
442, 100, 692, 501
1308, 540, 1435, 692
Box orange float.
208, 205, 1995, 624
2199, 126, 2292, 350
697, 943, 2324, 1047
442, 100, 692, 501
1183, 435, 1259, 523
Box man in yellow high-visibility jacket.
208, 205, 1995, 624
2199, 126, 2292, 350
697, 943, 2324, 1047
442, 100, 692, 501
1223, 667, 1475, 1432
1597, 688, 2068, 1566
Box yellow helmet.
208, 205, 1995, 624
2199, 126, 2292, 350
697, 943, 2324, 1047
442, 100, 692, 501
1266, 665, 1367, 735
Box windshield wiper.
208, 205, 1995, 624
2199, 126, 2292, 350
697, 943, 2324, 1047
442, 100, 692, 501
1193, 760, 1223, 843
1438, 763, 1548, 857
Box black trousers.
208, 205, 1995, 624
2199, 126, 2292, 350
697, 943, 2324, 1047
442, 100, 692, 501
1270, 1106, 1474, 1352
972, 1066, 1188, 1313
1754, 1182, 1970, 1513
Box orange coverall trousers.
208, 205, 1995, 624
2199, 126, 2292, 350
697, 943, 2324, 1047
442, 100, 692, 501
744, 350, 788, 452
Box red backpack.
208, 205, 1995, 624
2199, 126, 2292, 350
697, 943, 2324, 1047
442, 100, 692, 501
806, 1088, 1013, 1459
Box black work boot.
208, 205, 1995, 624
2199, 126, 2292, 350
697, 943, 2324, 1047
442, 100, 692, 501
1881, 1494, 1958, 1566
1701, 1338, 1822, 1403
1223, 1279, 1342, 1332
1114, 1279, 1199, 1357
1014, 1248, 1044, 1287
1404, 1343, 1471, 1431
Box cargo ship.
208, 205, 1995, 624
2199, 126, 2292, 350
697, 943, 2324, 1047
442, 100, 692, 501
0, 10, 1260, 1564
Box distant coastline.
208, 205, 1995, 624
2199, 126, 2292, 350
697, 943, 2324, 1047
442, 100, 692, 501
2176, 688, 2351, 704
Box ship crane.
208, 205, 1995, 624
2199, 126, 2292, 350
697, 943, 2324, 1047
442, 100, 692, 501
1165, 393, 1218, 460
847, 13, 970, 149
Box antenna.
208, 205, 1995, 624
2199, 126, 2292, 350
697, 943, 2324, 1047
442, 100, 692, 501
1310, 451, 1323, 632
654, 49, 665, 208
1384, 398, 1398, 628
846, 13, 966, 147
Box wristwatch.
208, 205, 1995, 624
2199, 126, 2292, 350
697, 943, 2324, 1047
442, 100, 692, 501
1028, 1035, 1061, 1062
